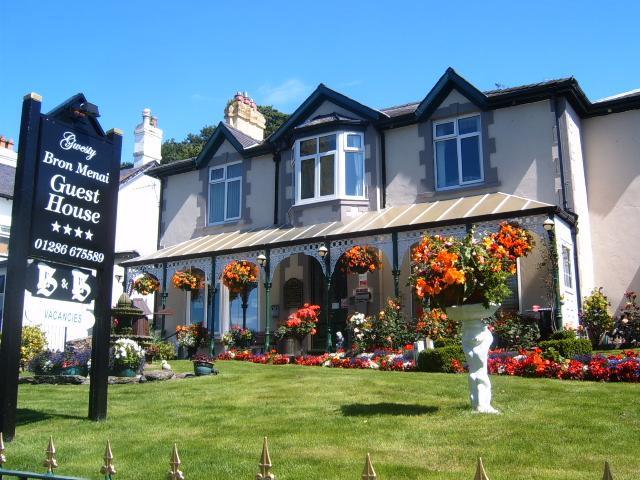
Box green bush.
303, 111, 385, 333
147, 341, 177, 360
417, 345, 465, 373
21, 325, 47, 367
433, 337, 459, 348
538, 338, 592, 359
489, 310, 539, 349
580, 288, 614, 348
549, 329, 577, 340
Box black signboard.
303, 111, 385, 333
30, 117, 119, 269
25, 260, 96, 304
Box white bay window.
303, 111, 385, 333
434, 114, 483, 190
208, 162, 242, 224
295, 131, 365, 203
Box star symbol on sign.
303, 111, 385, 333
61, 279, 68, 289
74, 226, 83, 238
63, 224, 72, 235
51, 221, 61, 232
84, 229, 94, 241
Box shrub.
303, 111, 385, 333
580, 288, 614, 348
616, 291, 640, 344
348, 298, 416, 352
21, 325, 47, 367
417, 345, 465, 373
433, 337, 459, 348
489, 310, 539, 349
550, 329, 577, 340
147, 340, 176, 360
539, 338, 592, 359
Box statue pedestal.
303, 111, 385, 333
446, 303, 500, 414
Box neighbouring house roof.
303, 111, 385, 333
119, 161, 158, 186
122, 192, 555, 266
0, 163, 16, 199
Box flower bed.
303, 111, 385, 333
216, 347, 640, 382
217, 349, 416, 371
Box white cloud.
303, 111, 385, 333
259, 79, 310, 107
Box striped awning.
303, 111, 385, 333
123, 192, 552, 266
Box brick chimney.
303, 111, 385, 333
0, 136, 17, 167
133, 108, 163, 167
224, 92, 266, 141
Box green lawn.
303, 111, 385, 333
9, 361, 640, 480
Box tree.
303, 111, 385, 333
257, 105, 289, 138
120, 161, 134, 169
160, 105, 289, 164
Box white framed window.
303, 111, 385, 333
208, 162, 242, 224
295, 131, 365, 204
433, 114, 483, 190
561, 244, 573, 290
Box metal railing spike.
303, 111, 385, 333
168, 443, 185, 480
0, 432, 6, 467
602, 461, 614, 480
43, 436, 58, 474
256, 436, 275, 480
100, 440, 116, 479
361, 453, 377, 480
474, 457, 489, 480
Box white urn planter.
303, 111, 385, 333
446, 303, 500, 414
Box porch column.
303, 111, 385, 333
392, 232, 400, 297
323, 244, 333, 352
209, 256, 217, 355
263, 249, 272, 352
160, 263, 168, 336
544, 217, 563, 330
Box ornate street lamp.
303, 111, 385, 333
257, 253, 272, 352
543, 217, 563, 330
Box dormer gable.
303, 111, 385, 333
195, 121, 260, 168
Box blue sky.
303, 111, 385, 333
1, 1, 638, 162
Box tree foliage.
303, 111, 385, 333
160, 105, 289, 164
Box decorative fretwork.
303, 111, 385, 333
397, 225, 467, 266
268, 243, 327, 280
167, 257, 212, 282
329, 234, 393, 275
214, 251, 264, 282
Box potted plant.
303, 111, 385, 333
176, 323, 209, 358
172, 270, 202, 291
60, 348, 91, 376
221, 326, 254, 350
132, 274, 160, 295
222, 260, 259, 299
409, 222, 533, 413
192, 353, 217, 376
275, 304, 320, 356
110, 338, 145, 377
341, 246, 382, 275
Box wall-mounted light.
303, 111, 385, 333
257, 254, 267, 267
318, 245, 328, 258
543, 218, 554, 231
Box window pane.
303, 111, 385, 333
226, 179, 241, 218
227, 163, 242, 178
320, 154, 334, 196
460, 136, 481, 182
345, 151, 364, 196
300, 138, 317, 156
210, 168, 224, 181
319, 134, 336, 153
436, 139, 459, 188
301, 158, 315, 199
562, 246, 572, 288
229, 287, 258, 331
208, 183, 225, 223
347, 134, 362, 149
458, 116, 480, 134
435, 122, 454, 137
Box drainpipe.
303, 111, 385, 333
273, 151, 281, 225
380, 130, 387, 209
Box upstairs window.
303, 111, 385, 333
561, 244, 573, 290
295, 131, 365, 204
433, 115, 483, 190
208, 162, 242, 224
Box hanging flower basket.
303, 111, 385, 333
172, 270, 202, 291
341, 246, 382, 274
132, 275, 160, 295
222, 260, 259, 299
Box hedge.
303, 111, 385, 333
538, 338, 593, 358
417, 345, 465, 373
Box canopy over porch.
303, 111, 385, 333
121, 192, 578, 351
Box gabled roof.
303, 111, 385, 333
194, 122, 260, 168
415, 68, 488, 121
268, 83, 388, 144
46, 93, 106, 137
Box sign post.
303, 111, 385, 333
0, 93, 121, 439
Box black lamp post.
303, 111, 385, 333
257, 252, 272, 352
318, 245, 332, 352
543, 218, 563, 330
